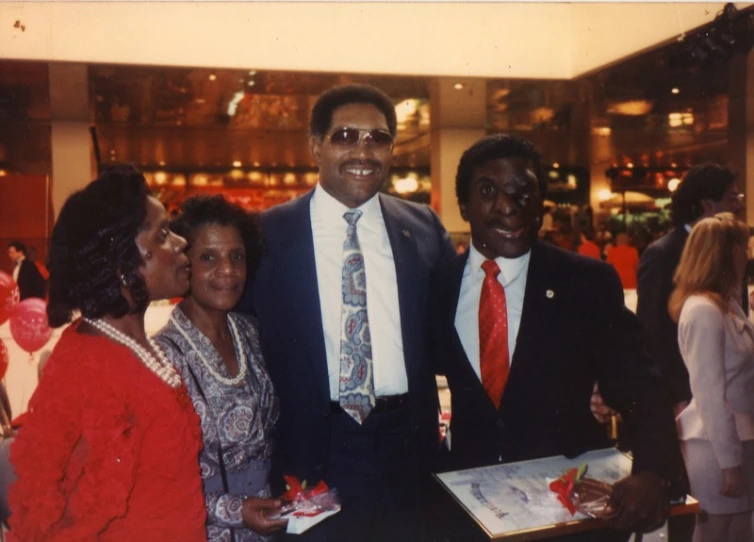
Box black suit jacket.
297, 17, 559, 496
636, 228, 691, 404
16, 259, 46, 301
430, 241, 683, 491
241, 191, 455, 490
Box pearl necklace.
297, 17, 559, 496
170, 313, 248, 387
83, 317, 183, 389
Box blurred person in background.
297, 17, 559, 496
577, 230, 602, 259
607, 232, 639, 289
6, 241, 46, 300
156, 195, 287, 541
669, 213, 754, 542
8, 165, 206, 541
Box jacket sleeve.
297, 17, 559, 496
592, 263, 682, 487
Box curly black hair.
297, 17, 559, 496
309, 84, 397, 139
455, 133, 548, 207
169, 195, 265, 277
670, 163, 737, 227
47, 164, 151, 328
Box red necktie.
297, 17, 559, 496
479, 259, 510, 410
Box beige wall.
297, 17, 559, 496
0, 2, 736, 79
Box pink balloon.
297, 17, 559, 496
10, 298, 53, 354
0, 271, 20, 326
0, 338, 7, 380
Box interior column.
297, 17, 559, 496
49, 63, 96, 219
430, 78, 486, 235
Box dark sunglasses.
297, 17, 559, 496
326, 127, 394, 149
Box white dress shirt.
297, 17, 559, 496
310, 186, 408, 400
454, 243, 530, 382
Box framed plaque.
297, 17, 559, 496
433, 448, 699, 541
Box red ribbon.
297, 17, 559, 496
549, 467, 579, 515
281, 475, 331, 517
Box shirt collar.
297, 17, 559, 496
312, 184, 381, 227
467, 242, 531, 287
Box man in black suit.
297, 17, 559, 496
240, 84, 455, 541
7, 242, 46, 300
429, 134, 683, 541
637, 163, 743, 416
636, 163, 743, 542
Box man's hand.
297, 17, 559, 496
608, 471, 669, 533
242, 497, 289, 535
720, 466, 747, 498
590, 382, 617, 424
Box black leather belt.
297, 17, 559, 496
330, 393, 409, 414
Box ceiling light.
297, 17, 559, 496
159, 161, 166, 166
232, 160, 242, 168
668, 178, 681, 192
453, 83, 464, 90
394, 176, 419, 194
227, 90, 245, 116
671, 88, 680, 94
248, 70, 257, 76
598, 189, 614, 202
627, 163, 634, 168
0, 170, 7, 177
208, 73, 217, 81
552, 162, 560, 169
248, 80, 255, 87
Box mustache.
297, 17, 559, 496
340, 160, 382, 171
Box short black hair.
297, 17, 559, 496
47, 164, 151, 328
671, 163, 736, 227
455, 133, 547, 206
7, 241, 26, 254
170, 195, 265, 277
309, 84, 397, 139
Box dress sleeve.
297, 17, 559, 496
679, 300, 741, 469
8, 345, 142, 541
206, 490, 245, 528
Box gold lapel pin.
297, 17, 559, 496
546, 289, 555, 299
402, 229, 412, 238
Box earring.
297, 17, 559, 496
144, 251, 152, 259
119, 274, 128, 287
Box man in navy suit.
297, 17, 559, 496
428, 134, 684, 541
636, 163, 744, 542
241, 84, 455, 541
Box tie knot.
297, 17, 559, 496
344, 210, 363, 225
481, 259, 500, 278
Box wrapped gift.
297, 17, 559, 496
274, 476, 341, 535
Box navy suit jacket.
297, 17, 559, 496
430, 241, 685, 494
241, 190, 455, 490
636, 228, 691, 405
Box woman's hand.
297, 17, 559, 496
720, 466, 747, 498
241, 497, 288, 535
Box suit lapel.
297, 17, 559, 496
380, 195, 423, 382
507, 242, 559, 396
285, 193, 332, 401
446, 253, 492, 401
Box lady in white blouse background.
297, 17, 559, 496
669, 212, 754, 542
